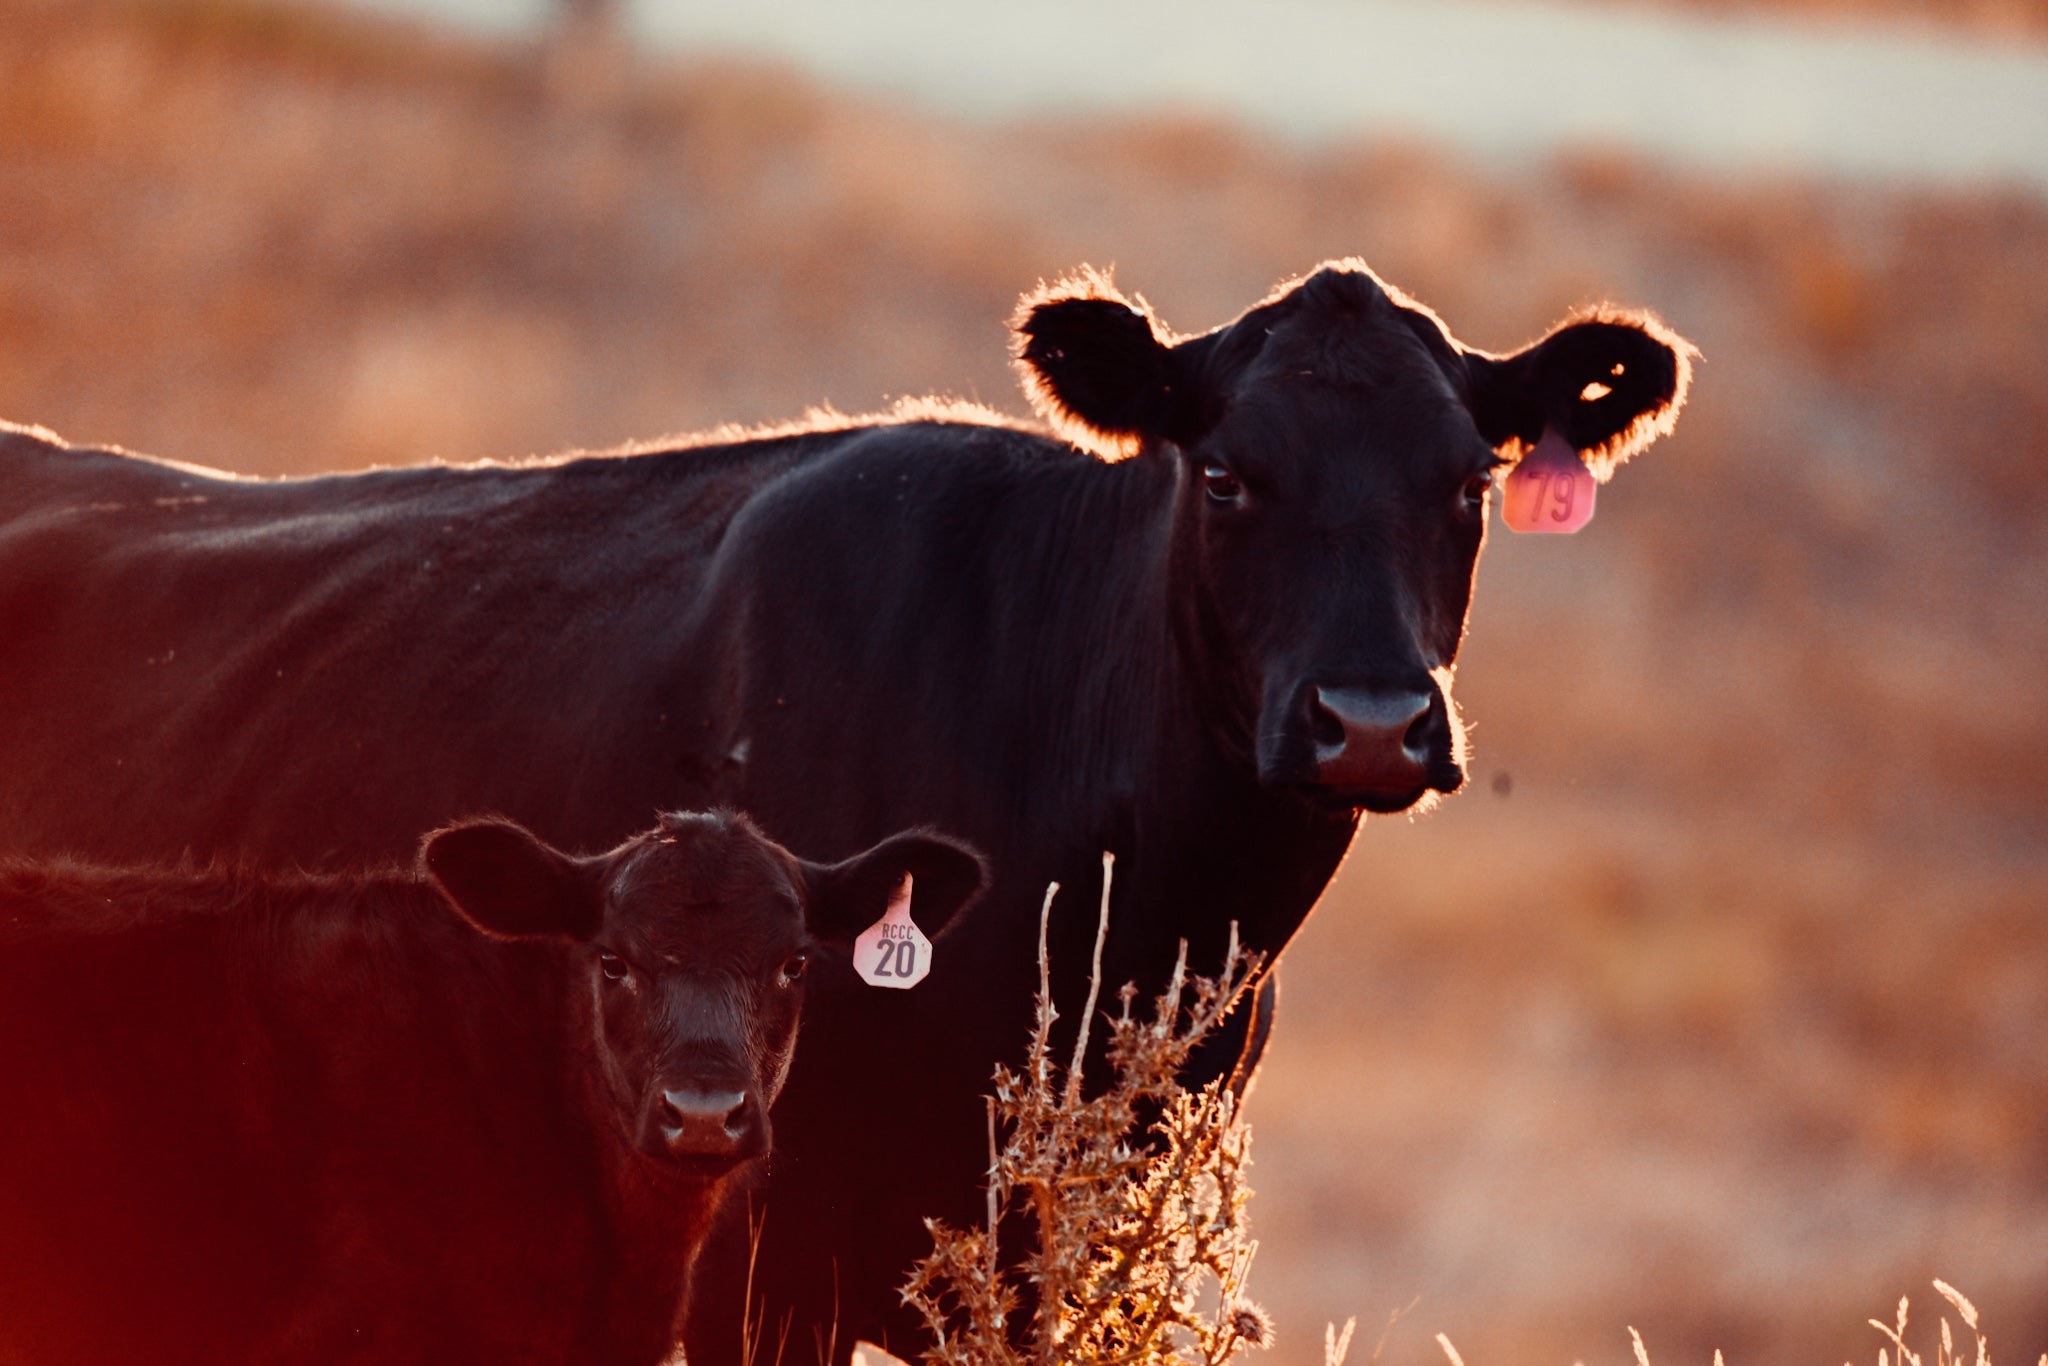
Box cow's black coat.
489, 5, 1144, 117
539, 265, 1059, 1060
0, 812, 982, 1365
0, 261, 1691, 1357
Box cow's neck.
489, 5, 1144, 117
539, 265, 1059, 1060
587, 1158, 719, 1360
559, 1026, 724, 1360
991, 451, 1362, 997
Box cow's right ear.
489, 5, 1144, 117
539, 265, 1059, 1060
1014, 271, 1207, 455
420, 819, 603, 942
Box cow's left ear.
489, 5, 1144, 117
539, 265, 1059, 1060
420, 818, 604, 941
1464, 309, 1696, 479
800, 830, 989, 947
1014, 270, 1210, 456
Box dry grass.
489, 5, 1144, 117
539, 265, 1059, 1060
3, 3, 2045, 1362
903, 860, 1269, 1366
1619, 1281, 2047, 1366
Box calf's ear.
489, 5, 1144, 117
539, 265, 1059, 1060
1014, 270, 1210, 455
801, 831, 989, 946
1464, 309, 1696, 479
420, 819, 603, 941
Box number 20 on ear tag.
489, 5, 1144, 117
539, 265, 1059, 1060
854, 876, 931, 990
1502, 428, 1596, 534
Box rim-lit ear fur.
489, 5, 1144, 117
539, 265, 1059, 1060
1013, 269, 1192, 458
1466, 308, 1696, 480
801, 830, 989, 947
420, 818, 603, 942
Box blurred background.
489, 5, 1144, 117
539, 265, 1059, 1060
3, 0, 2044, 1360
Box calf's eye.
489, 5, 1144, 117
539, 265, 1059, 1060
777, 951, 810, 988
598, 952, 632, 984
1201, 463, 1244, 503
1461, 471, 1496, 509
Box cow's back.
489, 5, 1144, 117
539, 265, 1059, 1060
0, 423, 813, 864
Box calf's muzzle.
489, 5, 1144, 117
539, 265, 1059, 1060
653, 1086, 765, 1165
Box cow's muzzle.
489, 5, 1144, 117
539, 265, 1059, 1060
644, 1084, 767, 1172
1260, 678, 1465, 812
1313, 684, 1430, 780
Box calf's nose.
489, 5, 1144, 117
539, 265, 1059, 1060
657, 1087, 764, 1163
1311, 686, 1433, 791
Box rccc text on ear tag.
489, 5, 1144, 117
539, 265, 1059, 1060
854, 875, 931, 990
1503, 428, 1596, 534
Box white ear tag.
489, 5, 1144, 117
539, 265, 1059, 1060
851, 1345, 914, 1366
1502, 426, 1597, 534
854, 875, 931, 990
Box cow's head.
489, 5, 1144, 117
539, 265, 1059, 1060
421, 812, 985, 1180
1016, 261, 1692, 813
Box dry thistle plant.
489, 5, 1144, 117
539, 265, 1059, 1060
900, 853, 1272, 1366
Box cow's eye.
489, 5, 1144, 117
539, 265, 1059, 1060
1201, 463, 1244, 503
777, 951, 810, 988
1461, 471, 1496, 509
598, 952, 632, 985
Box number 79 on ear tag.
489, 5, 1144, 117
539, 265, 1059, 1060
855, 875, 931, 989
1502, 428, 1596, 534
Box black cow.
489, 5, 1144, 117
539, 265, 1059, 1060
0, 812, 984, 1365
0, 260, 1691, 1357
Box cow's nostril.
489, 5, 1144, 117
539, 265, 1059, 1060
1309, 693, 1348, 751
1401, 695, 1442, 764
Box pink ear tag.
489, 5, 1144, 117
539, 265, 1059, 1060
854, 875, 931, 990
1502, 428, 1596, 534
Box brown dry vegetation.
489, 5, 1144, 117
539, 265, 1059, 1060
2, 2, 2045, 1363
905, 870, 1271, 1366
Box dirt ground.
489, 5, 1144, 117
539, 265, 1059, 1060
3, 3, 2044, 1361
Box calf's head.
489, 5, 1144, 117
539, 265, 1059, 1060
1018, 261, 1693, 813
421, 811, 985, 1179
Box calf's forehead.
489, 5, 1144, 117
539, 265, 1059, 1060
601, 817, 807, 961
